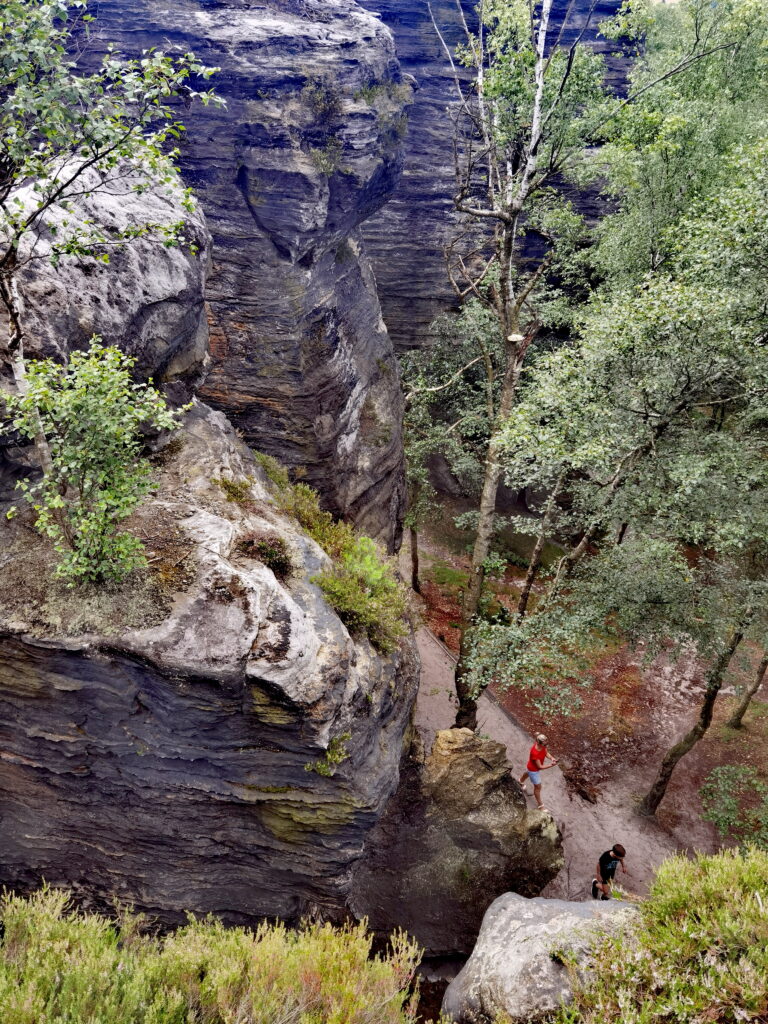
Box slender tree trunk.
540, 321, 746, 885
726, 653, 768, 730
638, 615, 752, 816
454, 339, 523, 728
1, 269, 55, 477
517, 475, 564, 620
410, 525, 421, 594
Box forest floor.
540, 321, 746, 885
403, 524, 768, 902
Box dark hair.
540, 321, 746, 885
613, 843, 626, 858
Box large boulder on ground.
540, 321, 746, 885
442, 892, 639, 1023
0, 402, 418, 925
85, 0, 412, 548
1, 167, 211, 385
350, 729, 564, 954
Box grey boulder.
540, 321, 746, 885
442, 892, 638, 1023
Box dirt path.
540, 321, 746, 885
414, 627, 706, 901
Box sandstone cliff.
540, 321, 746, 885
351, 729, 564, 955
85, 0, 411, 548
0, 402, 419, 925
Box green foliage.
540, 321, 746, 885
3, 343, 181, 584
431, 562, 469, 590
264, 466, 409, 653
301, 77, 342, 121
239, 533, 294, 581
314, 537, 409, 655
0, 0, 220, 271
552, 848, 768, 1023
701, 765, 768, 852
0, 887, 420, 1024
214, 476, 253, 504
304, 732, 352, 777
309, 136, 343, 175
253, 450, 291, 491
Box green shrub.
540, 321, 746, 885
553, 848, 768, 1024
252, 459, 409, 653
305, 732, 352, 777
701, 765, 768, 851
215, 476, 253, 504
253, 450, 291, 490
4, 343, 183, 585
0, 887, 420, 1024
239, 533, 294, 580
314, 537, 409, 654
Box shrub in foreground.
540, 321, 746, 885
553, 848, 768, 1024
0, 888, 420, 1024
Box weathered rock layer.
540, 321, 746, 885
0, 404, 418, 925
87, 0, 411, 547
351, 729, 564, 955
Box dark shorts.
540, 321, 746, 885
601, 867, 617, 882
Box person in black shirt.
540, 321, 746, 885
592, 844, 627, 900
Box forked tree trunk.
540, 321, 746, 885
638, 615, 752, 817
726, 653, 768, 730
517, 475, 563, 620
410, 525, 421, 594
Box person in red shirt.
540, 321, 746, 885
519, 733, 558, 810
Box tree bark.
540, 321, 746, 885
726, 653, 768, 730
638, 615, 752, 816
410, 525, 421, 594
1, 268, 55, 477
517, 475, 564, 620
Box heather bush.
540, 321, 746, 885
553, 848, 768, 1023
0, 887, 420, 1024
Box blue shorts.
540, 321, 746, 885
527, 770, 541, 785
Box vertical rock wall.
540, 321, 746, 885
88, 0, 412, 548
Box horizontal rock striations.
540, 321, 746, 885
0, 403, 419, 925
86, 0, 412, 548
350, 728, 564, 955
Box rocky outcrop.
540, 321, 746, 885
1, 168, 210, 384
442, 891, 638, 1023
86, 0, 412, 548
0, 402, 418, 925
356, 0, 627, 350
350, 729, 563, 954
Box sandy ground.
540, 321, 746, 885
413, 627, 710, 901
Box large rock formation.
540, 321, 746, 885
442, 891, 638, 1023
356, 0, 627, 350
351, 729, 564, 954
0, 168, 211, 384
86, 0, 411, 548
0, 402, 419, 925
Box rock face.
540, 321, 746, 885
350, 729, 564, 954
356, 0, 627, 350
442, 891, 638, 1023
1, 168, 211, 384
87, 0, 411, 548
0, 402, 419, 925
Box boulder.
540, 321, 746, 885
442, 892, 638, 1023
350, 729, 564, 954
84, 0, 412, 548
0, 402, 418, 926
1, 166, 211, 384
